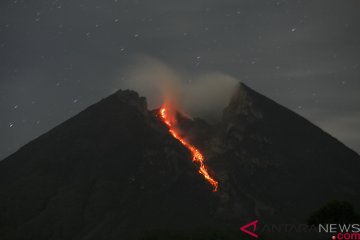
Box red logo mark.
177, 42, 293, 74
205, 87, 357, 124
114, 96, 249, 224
240, 220, 259, 238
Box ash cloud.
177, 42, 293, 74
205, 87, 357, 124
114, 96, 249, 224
118, 56, 239, 122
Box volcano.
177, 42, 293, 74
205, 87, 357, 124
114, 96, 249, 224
0, 83, 359, 240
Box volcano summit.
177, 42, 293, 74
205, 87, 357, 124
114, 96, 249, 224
0, 83, 359, 240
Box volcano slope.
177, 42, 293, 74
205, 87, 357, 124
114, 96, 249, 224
0, 83, 359, 240
177, 83, 360, 225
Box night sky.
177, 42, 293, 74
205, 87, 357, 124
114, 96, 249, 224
1, 0, 359, 159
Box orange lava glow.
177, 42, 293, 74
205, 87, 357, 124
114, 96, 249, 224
159, 107, 218, 192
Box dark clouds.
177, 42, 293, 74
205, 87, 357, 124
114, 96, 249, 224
0, 0, 360, 158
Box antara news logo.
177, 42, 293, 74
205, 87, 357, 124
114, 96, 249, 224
239, 221, 360, 239
319, 223, 360, 240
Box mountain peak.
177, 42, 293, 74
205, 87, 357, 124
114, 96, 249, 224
222, 83, 263, 130
112, 89, 148, 113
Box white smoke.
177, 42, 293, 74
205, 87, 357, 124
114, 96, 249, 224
118, 55, 239, 122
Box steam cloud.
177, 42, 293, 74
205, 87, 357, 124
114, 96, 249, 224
118, 56, 239, 122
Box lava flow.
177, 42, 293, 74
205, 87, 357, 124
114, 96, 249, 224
159, 107, 219, 192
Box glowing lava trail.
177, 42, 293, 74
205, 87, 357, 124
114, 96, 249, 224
160, 107, 218, 192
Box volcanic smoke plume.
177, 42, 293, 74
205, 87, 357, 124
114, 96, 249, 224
118, 55, 238, 122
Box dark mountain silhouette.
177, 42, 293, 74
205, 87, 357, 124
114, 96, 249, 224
177, 84, 360, 224
0, 83, 359, 240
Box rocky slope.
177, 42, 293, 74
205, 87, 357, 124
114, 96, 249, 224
179, 83, 360, 225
